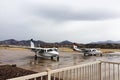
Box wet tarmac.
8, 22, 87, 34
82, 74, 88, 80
0, 48, 120, 72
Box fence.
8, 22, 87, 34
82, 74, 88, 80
7, 61, 120, 80
101, 61, 120, 80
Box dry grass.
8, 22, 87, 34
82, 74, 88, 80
100, 49, 120, 53
0, 46, 120, 53
58, 47, 74, 52
0, 47, 27, 50
59, 48, 120, 53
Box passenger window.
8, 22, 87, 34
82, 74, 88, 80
39, 49, 44, 53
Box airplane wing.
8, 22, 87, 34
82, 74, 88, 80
29, 39, 58, 52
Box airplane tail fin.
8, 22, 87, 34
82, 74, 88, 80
30, 39, 35, 48
73, 43, 81, 52
73, 43, 78, 50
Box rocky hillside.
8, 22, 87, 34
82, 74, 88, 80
0, 39, 73, 47
0, 39, 120, 49
0, 39, 45, 46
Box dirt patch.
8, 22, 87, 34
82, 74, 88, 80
0, 65, 36, 80
0, 65, 62, 80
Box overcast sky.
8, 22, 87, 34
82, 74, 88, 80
0, 0, 120, 43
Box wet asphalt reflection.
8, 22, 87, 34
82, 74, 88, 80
0, 48, 120, 72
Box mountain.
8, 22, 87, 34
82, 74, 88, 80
0, 39, 45, 46
90, 40, 120, 44
0, 39, 18, 45
0, 39, 73, 46
59, 40, 73, 45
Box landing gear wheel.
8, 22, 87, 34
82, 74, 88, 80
57, 56, 59, 61
34, 55, 37, 60
90, 54, 92, 56
94, 54, 96, 56
100, 53, 102, 57
88, 54, 91, 56
51, 56, 54, 60
84, 53, 86, 56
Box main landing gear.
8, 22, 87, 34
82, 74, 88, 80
51, 56, 59, 61
34, 55, 59, 61
34, 55, 37, 60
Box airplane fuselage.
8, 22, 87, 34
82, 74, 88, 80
31, 47, 59, 60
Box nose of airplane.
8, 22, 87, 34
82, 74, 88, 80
50, 51, 59, 55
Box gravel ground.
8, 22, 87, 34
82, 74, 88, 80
0, 65, 36, 80
0, 65, 63, 80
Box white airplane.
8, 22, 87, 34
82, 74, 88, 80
30, 39, 59, 61
83, 48, 102, 56
72, 43, 102, 56
73, 43, 82, 52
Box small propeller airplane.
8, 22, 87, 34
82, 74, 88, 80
73, 43, 102, 56
73, 43, 82, 52
30, 39, 59, 61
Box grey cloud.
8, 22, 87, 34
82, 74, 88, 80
0, 0, 120, 43
32, 7, 120, 21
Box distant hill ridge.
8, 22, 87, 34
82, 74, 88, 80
90, 40, 120, 44
0, 39, 120, 47
59, 40, 73, 44
0, 39, 73, 46
0, 39, 120, 49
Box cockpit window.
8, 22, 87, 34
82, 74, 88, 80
47, 49, 53, 52
54, 49, 58, 51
